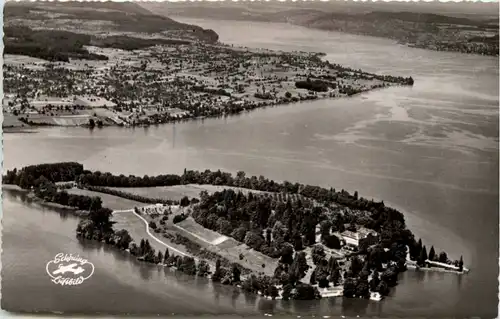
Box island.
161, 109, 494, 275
3, 162, 469, 301
2, 1, 413, 131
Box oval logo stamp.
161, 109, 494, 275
46, 253, 94, 286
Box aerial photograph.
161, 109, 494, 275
1, 1, 498, 318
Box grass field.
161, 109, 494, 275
105, 184, 269, 201
175, 217, 227, 244
171, 216, 278, 276
67, 188, 147, 210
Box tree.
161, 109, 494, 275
272, 221, 286, 251
268, 285, 279, 300
350, 256, 363, 276
157, 251, 163, 264
216, 217, 233, 236
212, 259, 223, 282
315, 262, 330, 288
173, 214, 187, 224
347, 223, 357, 232
323, 235, 341, 249
343, 278, 357, 298
114, 229, 133, 250
280, 243, 294, 265
381, 267, 398, 287
376, 280, 390, 296
140, 239, 146, 255
163, 248, 170, 263
266, 228, 272, 246
180, 256, 197, 276
319, 220, 331, 241
428, 246, 436, 261
232, 263, 241, 283
89, 118, 96, 129
369, 271, 380, 291
331, 268, 341, 286
293, 233, 304, 251
311, 244, 326, 265
285, 91, 292, 99
292, 283, 321, 300
439, 251, 448, 263
458, 256, 464, 272
180, 196, 190, 207
355, 278, 370, 299
418, 245, 428, 266
231, 227, 247, 242
309, 269, 317, 285
244, 231, 264, 251
282, 283, 293, 301
289, 251, 309, 281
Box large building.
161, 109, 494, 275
341, 227, 379, 247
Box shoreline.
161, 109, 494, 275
407, 263, 469, 275
3, 183, 468, 288
2, 184, 88, 215
173, 16, 498, 57
0, 185, 370, 300
2, 82, 410, 132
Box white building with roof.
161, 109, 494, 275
341, 227, 378, 247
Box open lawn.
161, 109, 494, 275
105, 184, 270, 201
67, 188, 147, 210
175, 217, 228, 245
171, 217, 278, 276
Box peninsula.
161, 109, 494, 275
2, 2, 413, 131
3, 162, 469, 301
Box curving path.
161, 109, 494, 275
112, 207, 191, 258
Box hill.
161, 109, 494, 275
3, 1, 219, 62
144, 2, 498, 56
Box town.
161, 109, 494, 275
3, 42, 413, 130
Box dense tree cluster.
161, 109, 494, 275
295, 79, 330, 92
192, 189, 322, 259
76, 171, 182, 187
173, 213, 188, 224
326, 62, 414, 86
84, 185, 180, 205
4, 0, 219, 62
7, 162, 464, 301
3, 162, 84, 189
93, 35, 191, 51
4, 26, 108, 62
32, 176, 106, 213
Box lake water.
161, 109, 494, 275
2, 19, 499, 318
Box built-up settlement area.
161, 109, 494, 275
3, 42, 413, 130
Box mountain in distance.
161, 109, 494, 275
4, 1, 219, 41
140, 1, 500, 22
140, 1, 499, 56
3, 1, 220, 62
